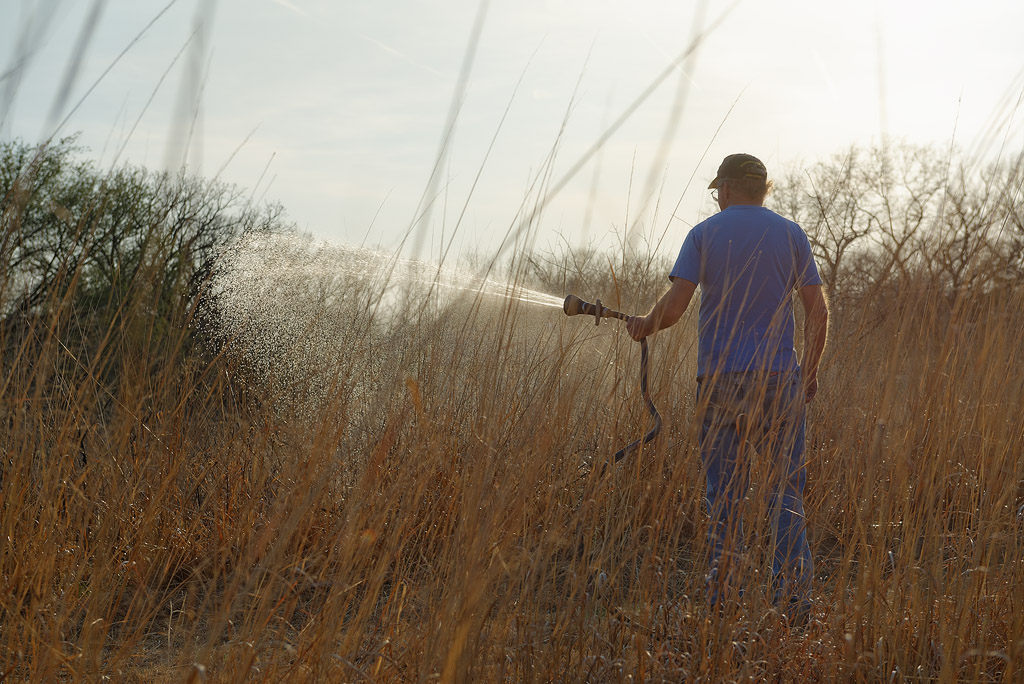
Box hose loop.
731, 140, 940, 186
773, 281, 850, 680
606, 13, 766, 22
610, 336, 662, 465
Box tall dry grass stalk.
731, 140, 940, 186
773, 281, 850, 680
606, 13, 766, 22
2, 182, 1023, 682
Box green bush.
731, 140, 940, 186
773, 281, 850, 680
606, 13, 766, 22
0, 135, 293, 362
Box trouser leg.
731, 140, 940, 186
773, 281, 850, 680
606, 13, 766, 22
699, 380, 748, 605
767, 376, 814, 610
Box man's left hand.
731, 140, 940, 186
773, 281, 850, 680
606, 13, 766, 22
804, 375, 818, 403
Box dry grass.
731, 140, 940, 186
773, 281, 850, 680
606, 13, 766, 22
2, 213, 1023, 683
5, 5, 1022, 679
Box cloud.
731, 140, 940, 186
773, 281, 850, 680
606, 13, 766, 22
359, 32, 445, 79
270, 0, 307, 17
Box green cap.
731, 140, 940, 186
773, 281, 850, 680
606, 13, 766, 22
708, 153, 768, 189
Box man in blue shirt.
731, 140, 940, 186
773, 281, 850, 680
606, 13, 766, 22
626, 153, 829, 626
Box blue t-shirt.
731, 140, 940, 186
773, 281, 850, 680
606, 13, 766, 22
670, 205, 821, 378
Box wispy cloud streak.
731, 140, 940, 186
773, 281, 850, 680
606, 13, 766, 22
270, 0, 307, 18
360, 33, 445, 78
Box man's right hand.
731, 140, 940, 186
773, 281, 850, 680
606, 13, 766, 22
626, 315, 651, 341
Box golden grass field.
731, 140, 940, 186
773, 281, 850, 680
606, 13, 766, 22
2, 161, 1024, 683
5, 4, 1023, 679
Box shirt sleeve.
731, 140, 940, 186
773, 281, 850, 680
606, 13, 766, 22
793, 224, 822, 288
669, 227, 701, 284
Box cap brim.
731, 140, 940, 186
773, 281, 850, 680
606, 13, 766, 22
707, 177, 720, 190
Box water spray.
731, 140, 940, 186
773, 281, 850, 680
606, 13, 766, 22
562, 294, 662, 468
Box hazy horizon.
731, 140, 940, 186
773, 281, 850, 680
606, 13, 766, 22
3, 0, 1023, 262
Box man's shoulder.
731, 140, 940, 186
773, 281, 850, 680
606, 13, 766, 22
747, 206, 808, 238
690, 206, 806, 237
748, 205, 800, 225
697, 206, 795, 226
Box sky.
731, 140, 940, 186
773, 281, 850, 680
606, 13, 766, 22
3, 0, 1024, 263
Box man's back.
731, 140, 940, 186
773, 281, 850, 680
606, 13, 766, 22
670, 205, 821, 378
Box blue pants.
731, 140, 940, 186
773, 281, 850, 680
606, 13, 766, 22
697, 371, 813, 611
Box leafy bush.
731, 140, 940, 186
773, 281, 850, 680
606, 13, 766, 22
1, 136, 292, 347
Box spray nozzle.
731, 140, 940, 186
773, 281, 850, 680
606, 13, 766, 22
562, 294, 629, 326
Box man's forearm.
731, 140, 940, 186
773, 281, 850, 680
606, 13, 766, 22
647, 290, 683, 331
626, 277, 696, 341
